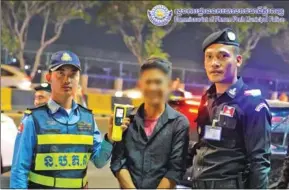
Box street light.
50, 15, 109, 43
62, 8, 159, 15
24, 65, 29, 70
37, 70, 42, 73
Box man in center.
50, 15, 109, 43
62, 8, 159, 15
110, 57, 190, 189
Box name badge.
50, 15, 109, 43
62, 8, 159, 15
204, 125, 222, 141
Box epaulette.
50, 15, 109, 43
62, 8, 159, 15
78, 104, 92, 113
244, 89, 262, 97
25, 104, 48, 114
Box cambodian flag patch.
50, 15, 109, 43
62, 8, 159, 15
255, 103, 269, 112
221, 105, 235, 117
18, 123, 24, 133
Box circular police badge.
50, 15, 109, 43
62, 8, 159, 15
147, 5, 173, 26
227, 31, 236, 41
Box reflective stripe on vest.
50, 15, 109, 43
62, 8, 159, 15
37, 134, 93, 145
29, 171, 88, 188
28, 105, 94, 188
35, 152, 92, 171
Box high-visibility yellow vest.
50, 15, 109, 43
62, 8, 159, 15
27, 104, 94, 189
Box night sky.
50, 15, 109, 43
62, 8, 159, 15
26, 1, 289, 75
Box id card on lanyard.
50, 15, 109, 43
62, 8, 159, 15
204, 119, 222, 141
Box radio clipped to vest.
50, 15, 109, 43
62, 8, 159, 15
112, 104, 134, 142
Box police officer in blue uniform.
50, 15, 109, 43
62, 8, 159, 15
189, 28, 271, 189
10, 50, 127, 189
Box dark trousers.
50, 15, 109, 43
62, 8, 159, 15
191, 179, 243, 189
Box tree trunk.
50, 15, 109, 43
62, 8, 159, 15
17, 52, 25, 71
137, 55, 143, 65
30, 47, 45, 79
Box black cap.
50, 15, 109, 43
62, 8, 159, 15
49, 50, 81, 71
202, 28, 239, 52
34, 83, 51, 92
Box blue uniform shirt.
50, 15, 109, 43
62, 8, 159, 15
10, 99, 113, 188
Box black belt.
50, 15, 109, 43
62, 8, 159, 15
192, 179, 241, 189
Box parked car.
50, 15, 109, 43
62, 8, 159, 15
1, 113, 18, 173
1, 64, 32, 90
168, 89, 201, 141
267, 100, 289, 186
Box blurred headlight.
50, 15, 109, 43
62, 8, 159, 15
115, 91, 123, 97
127, 91, 142, 99
18, 80, 32, 90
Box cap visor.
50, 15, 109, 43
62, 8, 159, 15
49, 63, 81, 71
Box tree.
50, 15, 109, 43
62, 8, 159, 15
201, 1, 288, 66
1, 1, 96, 79
96, 1, 190, 65
272, 29, 289, 64
1, 1, 53, 70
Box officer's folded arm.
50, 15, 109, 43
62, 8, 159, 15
243, 100, 271, 189
110, 140, 136, 189
277, 144, 289, 188
158, 118, 190, 189
90, 120, 114, 168
10, 116, 36, 189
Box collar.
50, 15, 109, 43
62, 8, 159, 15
206, 77, 244, 99
132, 103, 178, 120
47, 99, 78, 114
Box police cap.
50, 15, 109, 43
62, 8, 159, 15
49, 50, 81, 71
202, 28, 239, 52
34, 83, 51, 92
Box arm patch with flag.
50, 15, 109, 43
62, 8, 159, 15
255, 103, 269, 112
18, 123, 24, 133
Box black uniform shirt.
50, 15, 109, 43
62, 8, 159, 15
110, 103, 190, 189
193, 77, 271, 189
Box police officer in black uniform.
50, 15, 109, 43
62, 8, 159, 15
191, 28, 271, 189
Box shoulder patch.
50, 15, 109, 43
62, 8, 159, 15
28, 104, 47, 111
244, 89, 262, 97
255, 102, 269, 112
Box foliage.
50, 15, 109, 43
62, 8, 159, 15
201, 1, 288, 65
96, 1, 191, 64
1, 1, 96, 78
272, 29, 289, 64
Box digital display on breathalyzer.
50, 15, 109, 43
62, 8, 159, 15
115, 108, 124, 126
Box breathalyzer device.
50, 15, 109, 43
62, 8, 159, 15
112, 104, 134, 142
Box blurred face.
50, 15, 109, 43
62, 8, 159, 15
204, 44, 242, 84
34, 90, 50, 106
47, 65, 80, 98
139, 68, 171, 106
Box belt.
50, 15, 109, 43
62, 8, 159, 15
192, 179, 239, 189
28, 172, 88, 188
